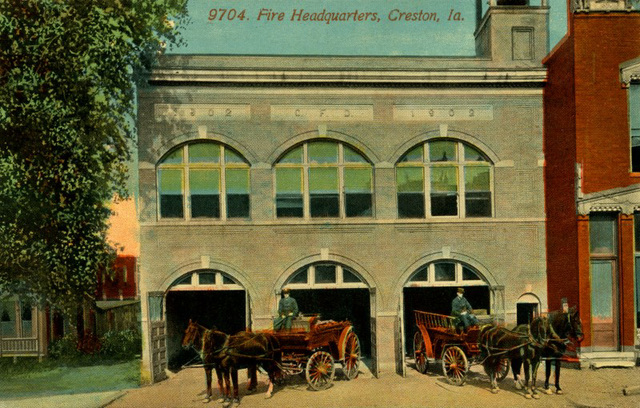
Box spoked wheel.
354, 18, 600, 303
413, 332, 428, 374
305, 351, 335, 391
342, 331, 361, 380
442, 346, 469, 386
483, 358, 510, 382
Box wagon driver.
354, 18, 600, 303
274, 287, 298, 330
452, 288, 478, 331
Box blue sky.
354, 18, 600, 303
169, 0, 567, 56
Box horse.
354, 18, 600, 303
478, 323, 544, 398
222, 330, 283, 402
181, 320, 281, 404
511, 307, 583, 396
181, 320, 247, 403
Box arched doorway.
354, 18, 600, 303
516, 293, 541, 325
402, 261, 490, 358
165, 270, 247, 369
280, 263, 372, 359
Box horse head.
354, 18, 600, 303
182, 319, 203, 349
567, 306, 584, 343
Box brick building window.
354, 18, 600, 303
629, 84, 640, 172
274, 141, 373, 219
396, 140, 493, 218
157, 142, 250, 220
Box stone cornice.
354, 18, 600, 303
620, 56, 640, 87
149, 68, 547, 86
573, 0, 639, 13
577, 184, 640, 215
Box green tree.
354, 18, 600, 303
0, 0, 188, 312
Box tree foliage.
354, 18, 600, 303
0, 0, 188, 311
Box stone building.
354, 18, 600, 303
137, 0, 550, 382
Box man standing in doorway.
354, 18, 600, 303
274, 287, 298, 330
451, 287, 478, 332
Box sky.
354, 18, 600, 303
168, 0, 568, 56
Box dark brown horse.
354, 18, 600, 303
181, 320, 281, 403
223, 330, 282, 401
478, 323, 544, 398
511, 307, 584, 395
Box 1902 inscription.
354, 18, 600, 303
154, 104, 251, 121
393, 105, 493, 121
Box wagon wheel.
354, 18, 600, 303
342, 331, 361, 380
413, 332, 428, 374
483, 358, 510, 382
305, 351, 335, 391
441, 346, 468, 386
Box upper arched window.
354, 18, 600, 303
407, 261, 486, 287
274, 141, 373, 218
396, 140, 492, 218
157, 142, 250, 220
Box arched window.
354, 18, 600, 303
407, 261, 486, 287
285, 263, 367, 289
168, 270, 243, 291
157, 142, 250, 220
274, 141, 373, 218
396, 139, 492, 218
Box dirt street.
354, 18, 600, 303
108, 363, 640, 408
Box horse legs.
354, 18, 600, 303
215, 366, 226, 403
530, 359, 541, 399
231, 367, 240, 403
203, 368, 212, 401
554, 359, 563, 394
523, 360, 533, 399
511, 358, 524, 390
544, 359, 553, 394
222, 369, 232, 402
488, 359, 500, 393
265, 367, 275, 399
247, 364, 257, 392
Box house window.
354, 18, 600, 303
274, 141, 373, 219
629, 83, 640, 172
157, 142, 250, 220
0, 298, 16, 337
396, 140, 492, 218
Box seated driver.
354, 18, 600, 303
451, 287, 478, 332
273, 287, 298, 330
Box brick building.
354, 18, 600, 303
544, 0, 640, 365
137, 1, 551, 382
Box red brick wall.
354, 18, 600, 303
546, 13, 640, 348
544, 35, 580, 312
96, 255, 137, 300
577, 215, 591, 346
619, 215, 636, 347
574, 14, 640, 194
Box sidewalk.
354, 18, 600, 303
0, 390, 126, 408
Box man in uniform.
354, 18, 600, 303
274, 288, 298, 330
451, 287, 478, 332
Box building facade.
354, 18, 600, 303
138, 1, 550, 382
544, 0, 640, 365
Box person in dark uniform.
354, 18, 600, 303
451, 287, 478, 332
273, 288, 298, 330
